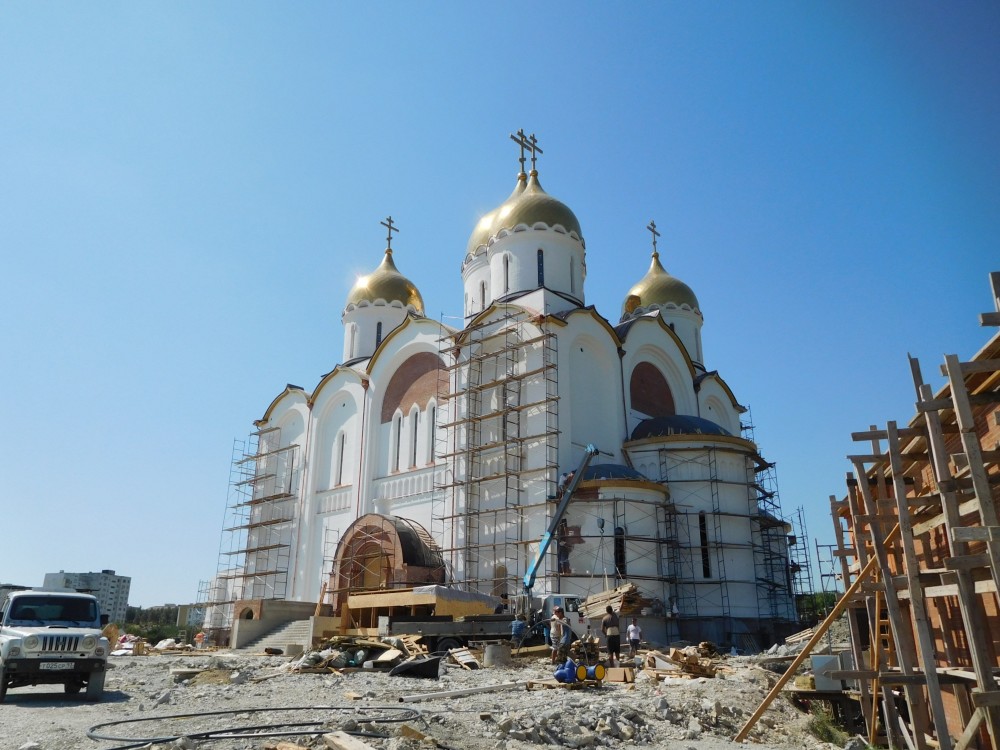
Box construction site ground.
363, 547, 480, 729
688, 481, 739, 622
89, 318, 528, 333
0, 644, 858, 750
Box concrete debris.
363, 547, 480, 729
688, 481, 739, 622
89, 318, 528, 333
3, 620, 863, 750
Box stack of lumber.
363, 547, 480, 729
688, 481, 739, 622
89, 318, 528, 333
644, 647, 719, 678
784, 627, 814, 645
580, 584, 655, 618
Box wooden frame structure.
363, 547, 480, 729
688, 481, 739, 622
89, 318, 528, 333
830, 272, 1000, 749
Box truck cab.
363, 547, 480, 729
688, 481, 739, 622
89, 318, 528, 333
0, 590, 110, 702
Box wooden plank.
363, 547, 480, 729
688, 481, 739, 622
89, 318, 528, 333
733, 526, 898, 744
323, 731, 379, 750
952, 526, 1000, 543
944, 553, 992, 571
972, 691, 1000, 709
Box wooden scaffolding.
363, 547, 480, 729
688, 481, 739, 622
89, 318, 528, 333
831, 271, 1000, 750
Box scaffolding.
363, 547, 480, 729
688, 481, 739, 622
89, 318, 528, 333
742, 414, 796, 632
208, 427, 299, 640
788, 506, 816, 622
434, 307, 560, 596
828, 272, 1000, 750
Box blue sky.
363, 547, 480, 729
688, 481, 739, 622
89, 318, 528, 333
2, 3, 997, 607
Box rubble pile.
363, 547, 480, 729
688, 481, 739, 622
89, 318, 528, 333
1, 627, 859, 750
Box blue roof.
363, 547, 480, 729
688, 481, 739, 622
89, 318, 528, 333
631, 415, 732, 440
582, 464, 649, 481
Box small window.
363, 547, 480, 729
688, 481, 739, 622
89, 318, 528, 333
614, 527, 627, 576
537, 249, 544, 287
376, 322, 383, 347
411, 411, 419, 467
335, 432, 346, 485
393, 414, 402, 471
699, 512, 711, 578
570, 257, 575, 294
428, 405, 436, 463
480, 281, 486, 310
503, 255, 510, 294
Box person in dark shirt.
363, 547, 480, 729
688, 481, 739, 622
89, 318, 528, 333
601, 605, 621, 667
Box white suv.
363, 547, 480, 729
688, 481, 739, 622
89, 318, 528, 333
0, 590, 110, 702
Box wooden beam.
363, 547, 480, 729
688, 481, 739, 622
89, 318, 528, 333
973, 692, 1000, 709
733, 525, 899, 744
953, 526, 1000, 543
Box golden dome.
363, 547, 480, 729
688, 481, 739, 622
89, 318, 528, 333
466, 170, 581, 254
347, 249, 425, 315
622, 250, 699, 318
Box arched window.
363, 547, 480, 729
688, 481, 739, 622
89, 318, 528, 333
479, 281, 486, 310
536, 248, 544, 287
570, 256, 575, 295
335, 432, 346, 485
614, 527, 627, 577
410, 409, 419, 467
376, 321, 383, 348
503, 255, 510, 294
393, 414, 402, 472
428, 404, 437, 464
629, 362, 675, 417
699, 512, 711, 578
349, 325, 357, 358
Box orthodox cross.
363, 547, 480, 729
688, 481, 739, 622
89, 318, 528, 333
647, 220, 660, 255
509, 129, 530, 174
381, 216, 399, 252
528, 133, 543, 171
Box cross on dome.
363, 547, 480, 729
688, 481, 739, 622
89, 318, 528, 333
528, 133, 543, 172
647, 220, 661, 257
509, 129, 530, 175
381, 215, 399, 254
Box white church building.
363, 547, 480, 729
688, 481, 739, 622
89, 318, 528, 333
208, 134, 799, 649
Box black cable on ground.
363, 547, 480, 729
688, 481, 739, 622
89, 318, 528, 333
87, 704, 421, 749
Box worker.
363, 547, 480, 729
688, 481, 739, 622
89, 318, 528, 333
510, 613, 528, 648
556, 519, 571, 574
549, 607, 571, 664
626, 617, 642, 658
557, 472, 569, 494
602, 605, 621, 667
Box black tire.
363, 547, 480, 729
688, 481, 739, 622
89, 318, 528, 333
0, 667, 7, 703
435, 637, 463, 653
64, 681, 82, 694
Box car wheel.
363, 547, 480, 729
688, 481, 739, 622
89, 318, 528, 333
64, 681, 82, 694
435, 637, 462, 653
0, 667, 7, 703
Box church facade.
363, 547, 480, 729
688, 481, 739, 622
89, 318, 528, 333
209, 134, 798, 648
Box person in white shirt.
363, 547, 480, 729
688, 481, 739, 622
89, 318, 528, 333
626, 617, 642, 658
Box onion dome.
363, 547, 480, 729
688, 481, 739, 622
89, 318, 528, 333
346, 249, 425, 315
466, 170, 582, 255
621, 249, 699, 318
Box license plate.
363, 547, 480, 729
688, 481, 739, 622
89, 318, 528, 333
39, 662, 73, 671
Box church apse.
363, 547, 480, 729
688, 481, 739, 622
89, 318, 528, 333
329, 513, 445, 613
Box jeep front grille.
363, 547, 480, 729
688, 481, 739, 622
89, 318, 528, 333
41, 635, 80, 652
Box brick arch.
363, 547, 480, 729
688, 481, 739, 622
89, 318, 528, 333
630, 361, 675, 417
380, 352, 447, 423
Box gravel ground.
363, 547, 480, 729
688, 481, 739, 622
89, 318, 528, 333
0, 650, 845, 750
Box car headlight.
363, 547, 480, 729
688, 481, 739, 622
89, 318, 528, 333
8, 646, 21, 658
23, 635, 39, 650
95, 646, 106, 656
81, 635, 97, 650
